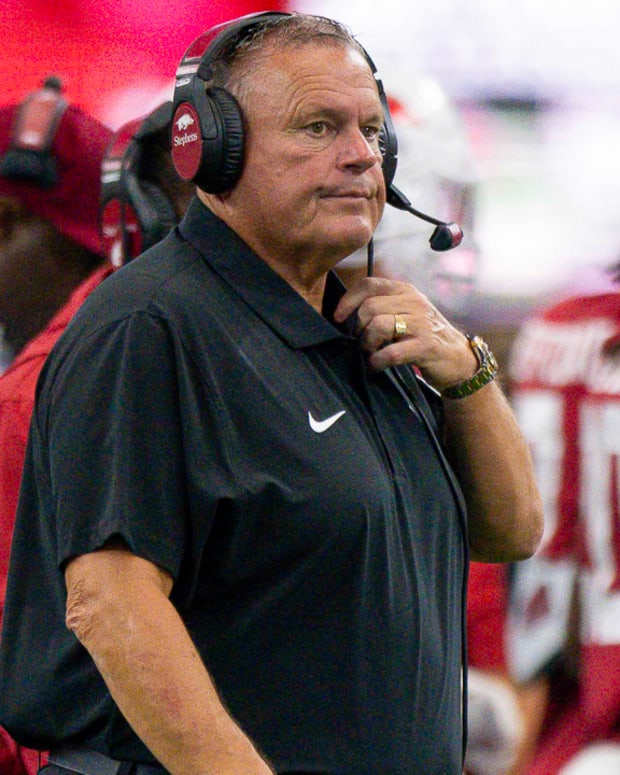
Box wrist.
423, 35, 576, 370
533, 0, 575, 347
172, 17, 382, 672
441, 335, 498, 400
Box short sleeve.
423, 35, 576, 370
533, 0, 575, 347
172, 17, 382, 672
41, 311, 187, 578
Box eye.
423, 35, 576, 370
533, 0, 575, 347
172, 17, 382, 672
307, 121, 328, 136
362, 124, 381, 142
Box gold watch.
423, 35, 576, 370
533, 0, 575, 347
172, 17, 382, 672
441, 335, 498, 400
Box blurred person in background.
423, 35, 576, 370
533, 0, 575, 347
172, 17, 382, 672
98, 101, 194, 270
337, 72, 523, 775
0, 77, 112, 775
466, 560, 523, 775
507, 258, 620, 774
0, 78, 110, 365
0, 94, 192, 775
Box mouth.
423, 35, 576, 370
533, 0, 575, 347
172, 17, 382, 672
322, 189, 372, 199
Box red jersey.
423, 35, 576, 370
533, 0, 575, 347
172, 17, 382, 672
468, 561, 509, 672
508, 292, 620, 773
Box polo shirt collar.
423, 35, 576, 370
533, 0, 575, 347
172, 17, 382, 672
178, 197, 357, 349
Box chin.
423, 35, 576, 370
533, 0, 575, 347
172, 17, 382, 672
334, 219, 376, 250
338, 232, 374, 259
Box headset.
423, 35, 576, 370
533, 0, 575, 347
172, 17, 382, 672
170, 11, 463, 261
100, 101, 178, 266
0, 76, 68, 188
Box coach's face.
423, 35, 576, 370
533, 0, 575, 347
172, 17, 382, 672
220, 42, 386, 277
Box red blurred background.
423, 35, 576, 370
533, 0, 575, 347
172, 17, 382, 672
0, 0, 289, 127
3, 0, 620, 308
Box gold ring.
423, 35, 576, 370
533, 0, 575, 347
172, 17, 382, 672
393, 314, 408, 339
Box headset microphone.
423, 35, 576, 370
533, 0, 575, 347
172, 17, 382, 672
366, 184, 463, 277
387, 183, 463, 252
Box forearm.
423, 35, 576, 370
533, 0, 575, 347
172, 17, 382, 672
331, 277, 544, 561
442, 381, 544, 562
65, 548, 273, 775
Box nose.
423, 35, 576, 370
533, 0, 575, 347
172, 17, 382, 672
336, 127, 381, 172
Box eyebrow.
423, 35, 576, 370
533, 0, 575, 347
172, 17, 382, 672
292, 102, 384, 126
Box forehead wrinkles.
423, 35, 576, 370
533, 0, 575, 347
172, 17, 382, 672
241, 44, 381, 123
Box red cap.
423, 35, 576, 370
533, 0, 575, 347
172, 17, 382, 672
0, 82, 113, 256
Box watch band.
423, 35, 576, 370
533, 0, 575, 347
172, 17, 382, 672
441, 335, 498, 400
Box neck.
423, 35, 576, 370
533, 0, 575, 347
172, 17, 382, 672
271, 267, 328, 314
198, 189, 330, 313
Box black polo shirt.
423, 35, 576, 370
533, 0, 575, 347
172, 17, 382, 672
0, 198, 467, 774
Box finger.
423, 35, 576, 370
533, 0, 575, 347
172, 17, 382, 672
334, 277, 409, 323
357, 312, 406, 354
367, 339, 420, 372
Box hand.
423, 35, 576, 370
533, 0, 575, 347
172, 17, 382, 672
334, 276, 477, 391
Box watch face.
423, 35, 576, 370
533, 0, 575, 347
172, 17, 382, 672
469, 335, 485, 368
442, 335, 499, 399
469, 335, 497, 373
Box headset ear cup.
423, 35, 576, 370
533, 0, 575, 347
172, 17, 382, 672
119, 168, 178, 260
0, 80, 68, 188
134, 179, 178, 249
379, 124, 398, 189
202, 87, 245, 193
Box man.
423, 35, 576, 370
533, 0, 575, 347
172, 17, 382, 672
507, 261, 620, 774
0, 78, 112, 597
0, 78, 111, 363
0, 13, 543, 775
0, 77, 112, 775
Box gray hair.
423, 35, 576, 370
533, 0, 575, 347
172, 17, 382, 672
208, 13, 370, 104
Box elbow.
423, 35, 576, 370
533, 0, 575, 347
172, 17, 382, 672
514, 493, 545, 560
524, 506, 545, 559
65, 564, 111, 650
506, 513, 544, 562
65, 574, 97, 645
469, 499, 545, 563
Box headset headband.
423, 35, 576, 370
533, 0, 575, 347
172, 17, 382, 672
170, 12, 398, 193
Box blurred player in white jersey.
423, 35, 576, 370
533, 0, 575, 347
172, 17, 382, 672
508, 260, 620, 774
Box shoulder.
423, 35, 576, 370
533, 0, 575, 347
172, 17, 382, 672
54, 228, 221, 359
75, 231, 204, 319
510, 292, 620, 389
0, 354, 40, 431
0, 338, 50, 406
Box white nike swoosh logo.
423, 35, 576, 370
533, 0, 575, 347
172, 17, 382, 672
308, 410, 346, 433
